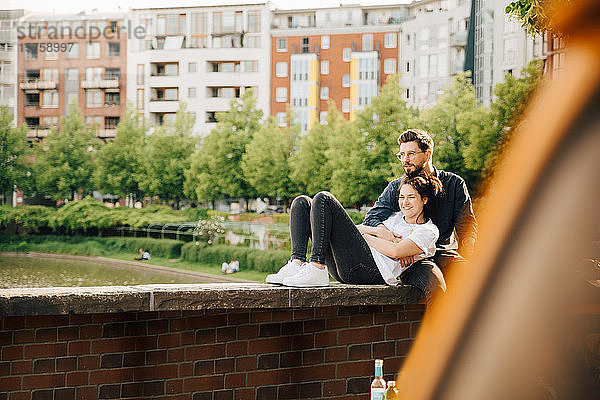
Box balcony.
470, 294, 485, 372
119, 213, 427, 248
148, 100, 180, 113
0, 50, 13, 61
81, 79, 119, 89
20, 79, 56, 90
450, 31, 467, 48
26, 128, 50, 139
97, 129, 117, 139
0, 73, 13, 85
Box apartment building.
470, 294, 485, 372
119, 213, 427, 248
399, 0, 471, 109
0, 9, 25, 123
474, 0, 545, 105
17, 11, 127, 141
271, 4, 408, 131
127, 2, 272, 136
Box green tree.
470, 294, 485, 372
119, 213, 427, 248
241, 115, 300, 201
0, 106, 30, 202
289, 111, 336, 196
94, 107, 147, 201
185, 89, 263, 204
348, 75, 420, 205
464, 60, 544, 177
33, 104, 96, 201
420, 72, 483, 189
143, 102, 197, 208
505, 0, 568, 36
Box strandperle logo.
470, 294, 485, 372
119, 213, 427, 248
17, 21, 147, 41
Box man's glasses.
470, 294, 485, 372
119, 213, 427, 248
396, 151, 424, 161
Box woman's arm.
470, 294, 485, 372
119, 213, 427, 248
356, 224, 400, 242
362, 234, 423, 259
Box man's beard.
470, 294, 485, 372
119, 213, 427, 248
404, 163, 424, 177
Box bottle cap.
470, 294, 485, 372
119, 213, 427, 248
387, 380, 396, 387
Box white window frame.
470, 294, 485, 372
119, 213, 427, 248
188, 87, 196, 98
276, 38, 287, 52
343, 48, 351, 62
276, 87, 287, 102
320, 86, 329, 100
86, 42, 100, 59
362, 34, 373, 51
320, 60, 329, 75
188, 62, 197, 73
342, 74, 350, 87
384, 58, 396, 74
342, 98, 350, 113
321, 35, 330, 49
276, 112, 286, 127
384, 32, 397, 48
320, 111, 328, 124
276, 62, 288, 78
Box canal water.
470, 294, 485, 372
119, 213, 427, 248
0, 254, 205, 288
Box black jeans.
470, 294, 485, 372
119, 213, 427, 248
289, 191, 447, 300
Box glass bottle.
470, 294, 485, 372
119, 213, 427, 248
385, 380, 399, 399
370, 359, 386, 400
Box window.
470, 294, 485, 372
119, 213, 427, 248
85, 67, 102, 82
320, 86, 329, 100
385, 32, 397, 48
42, 116, 58, 127
384, 58, 396, 74
406, 88, 410, 100
105, 92, 120, 106
108, 42, 120, 57
66, 68, 78, 81
137, 64, 144, 85
321, 35, 330, 49
42, 90, 58, 108
342, 74, 350, 87
276, 112, 286, 127
45, 46, 58, 60
188, 87, 196, 98
245, 36, 260, 48
419, 55, 428, 78
245, 60, 258, 73
406, 60, 411, 73
247, 11, 261, 33
343, 48, 351, 62
87, 42, 100, 58
276, 87, 287, 102
302, 37, 309, 53
362, 34, 373, 51
152, 88, 178, 101
85, 116, 102, 126
320, 111, 328, 124
105, 116, 120, 129
213, 11, 243, 34
105, 68, 120, 80
210, 61, 241, 73
321, 60, 329, 75
41, 68, 58, 82
86, 90, 102, 107
428, 54, 438, 77
157, 13, 186, 35
342, 98, 350, 113
66, 43, 79, 58
189, 62, 197, 73
152, 63, 178, 76
25, 43, 38, 59
191, 12, 208, 48
276, 38, 287, 52
291, 59, 309, 81
136, 89, 144, 109
25, 93, 39, 107
206, 112, 217, 123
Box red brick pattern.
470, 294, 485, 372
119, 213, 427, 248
0, 305, 424, 399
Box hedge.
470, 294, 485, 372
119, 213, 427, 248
0, 235, 183, 259
181, 243, 289, 273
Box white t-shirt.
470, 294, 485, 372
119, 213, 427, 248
367, 212, 439, 286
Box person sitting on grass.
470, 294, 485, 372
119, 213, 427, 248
266, 173, 446, 304
134, 248, 151, 261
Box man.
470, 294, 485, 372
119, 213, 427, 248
134, 248, 151, 261
363, 129, 477, 296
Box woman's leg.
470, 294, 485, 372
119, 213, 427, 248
289, 195, 312, 262
309, 191, 384, 285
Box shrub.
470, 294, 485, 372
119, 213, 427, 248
181, 243, 288, 273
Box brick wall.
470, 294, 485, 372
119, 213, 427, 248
0, 305, 425, 400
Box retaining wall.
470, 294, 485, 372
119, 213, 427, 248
0, 284, 425, 400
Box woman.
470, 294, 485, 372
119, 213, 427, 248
266, 173, 446, 302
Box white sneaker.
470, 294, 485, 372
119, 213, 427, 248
265, 260, 303, 284
282, 263, 329, 287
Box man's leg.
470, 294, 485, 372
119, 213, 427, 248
399, 258, 446, 306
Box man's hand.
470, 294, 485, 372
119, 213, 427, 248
460, 237, 476, 259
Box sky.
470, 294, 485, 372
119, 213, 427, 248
6, 0, 411, 13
